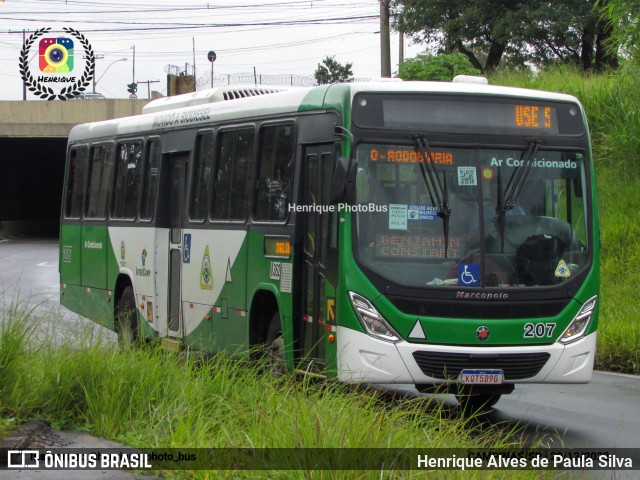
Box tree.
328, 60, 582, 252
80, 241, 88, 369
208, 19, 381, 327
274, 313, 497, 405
599, 0, 640, 59
314, 56, 353, 84
524, 1, 618, 71
397, 53, 481, 81
392, 0, 524, 72
392, 0, 619, 72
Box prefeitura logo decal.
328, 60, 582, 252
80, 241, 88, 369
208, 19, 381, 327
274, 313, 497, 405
19, 27, 94, 100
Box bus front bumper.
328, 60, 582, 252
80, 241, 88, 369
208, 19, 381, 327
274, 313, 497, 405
336, 326, 596, 385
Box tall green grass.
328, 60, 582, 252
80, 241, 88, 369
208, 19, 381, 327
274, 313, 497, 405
492, 66, 640, 373
0, 307, 547, 479
0, 297, 39, 403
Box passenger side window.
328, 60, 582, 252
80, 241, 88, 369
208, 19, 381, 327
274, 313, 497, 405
65, 146, 89, 219
190, 132, 214, 222
84, 144, 115, 219
112, 141, 143, 219
255, 124, 295, 221
140, 139, 161, 221
211, 128, 255, 220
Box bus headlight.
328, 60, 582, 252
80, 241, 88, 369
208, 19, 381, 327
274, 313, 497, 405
348, 291, 401, 343
559, 295, 597, 344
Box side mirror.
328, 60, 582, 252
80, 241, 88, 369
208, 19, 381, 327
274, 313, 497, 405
330, 156, 351, 205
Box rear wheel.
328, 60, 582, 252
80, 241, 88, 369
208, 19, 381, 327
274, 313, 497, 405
265, 312, 286, 376
116, 286, 138, 349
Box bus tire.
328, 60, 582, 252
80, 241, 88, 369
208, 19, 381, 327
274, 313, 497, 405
116, 286, 138, 349
265, 312, 286, 376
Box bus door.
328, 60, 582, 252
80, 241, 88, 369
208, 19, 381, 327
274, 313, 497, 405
163, 152, 189, 338
299, 143, 338, 371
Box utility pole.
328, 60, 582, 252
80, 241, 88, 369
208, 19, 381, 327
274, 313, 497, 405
131, 45, 136, 84
137, 79, 160, 99
380, 0, 391, 78
85, 53, 104, 93
399, 31, 404, 65
192, 37, 196, 81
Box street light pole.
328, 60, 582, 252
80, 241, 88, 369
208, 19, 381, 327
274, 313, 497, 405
94, 58, 128, 92
132, 45, 135, 84
90, 54, 105, 93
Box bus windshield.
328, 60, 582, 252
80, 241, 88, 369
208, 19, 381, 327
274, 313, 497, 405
354, 143, 590, 289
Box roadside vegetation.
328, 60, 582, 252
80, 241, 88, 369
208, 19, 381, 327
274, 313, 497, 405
490, 65, 640, 374
0, 302, 551, 479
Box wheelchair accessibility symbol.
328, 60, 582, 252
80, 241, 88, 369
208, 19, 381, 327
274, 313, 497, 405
458, 263, 480, 286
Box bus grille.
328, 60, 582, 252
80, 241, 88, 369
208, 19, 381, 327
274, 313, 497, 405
411, 351, 551, 380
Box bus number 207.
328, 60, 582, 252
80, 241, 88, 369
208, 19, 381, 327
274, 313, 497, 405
523, 322, 556, 339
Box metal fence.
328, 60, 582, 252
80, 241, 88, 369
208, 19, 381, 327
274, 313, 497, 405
196, 72, 370, 90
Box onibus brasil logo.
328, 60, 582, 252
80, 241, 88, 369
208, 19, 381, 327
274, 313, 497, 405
19, 27, 94, 100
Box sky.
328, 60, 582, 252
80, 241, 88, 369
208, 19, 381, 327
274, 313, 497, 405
0, 0, 425, 100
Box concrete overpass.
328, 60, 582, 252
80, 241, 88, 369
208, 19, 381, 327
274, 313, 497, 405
0, 99, 150, 236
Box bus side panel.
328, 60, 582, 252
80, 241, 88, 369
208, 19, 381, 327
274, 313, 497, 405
181, 228, 249, 354
106, 226, 157, 334
152, 227, 170, 339
60, 223, 84, 316
213, 230, 249, 353
246, 229, 294, 365
81, 224, 108, 289
60, 224, 82, 286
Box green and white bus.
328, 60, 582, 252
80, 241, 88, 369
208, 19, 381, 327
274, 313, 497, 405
60, 79, 599, 408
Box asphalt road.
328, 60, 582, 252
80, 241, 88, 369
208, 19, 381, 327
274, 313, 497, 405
0, 237, 60, 307
0, 237, 114, 345
1, 238, 639, 477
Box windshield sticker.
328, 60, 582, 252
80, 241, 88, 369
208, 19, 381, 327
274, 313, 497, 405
389, 204, 408, 230
458, 263, 480, 287
457, 166, 478, 186
408, 205, 438, 221
376, 234, 464, 259
489, 157, 578, 169
482, 166, 495, 181
555, 259, 571, 278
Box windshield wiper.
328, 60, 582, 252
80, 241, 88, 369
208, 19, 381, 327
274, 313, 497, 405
497, 139, 540, 252
415, 134, 451, 257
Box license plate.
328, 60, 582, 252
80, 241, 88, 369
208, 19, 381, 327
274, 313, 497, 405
460, 369, 504, 385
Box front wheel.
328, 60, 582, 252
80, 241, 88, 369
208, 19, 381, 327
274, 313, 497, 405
265, 312, 286, 376
116, 286, 138, 349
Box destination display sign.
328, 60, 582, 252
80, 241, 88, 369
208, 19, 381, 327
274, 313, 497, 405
375, 234, 464, 259
353, 94, 585, 136
368, 147, 454, 165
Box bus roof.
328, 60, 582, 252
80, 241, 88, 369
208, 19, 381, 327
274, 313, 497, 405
68, 81, 582, 143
